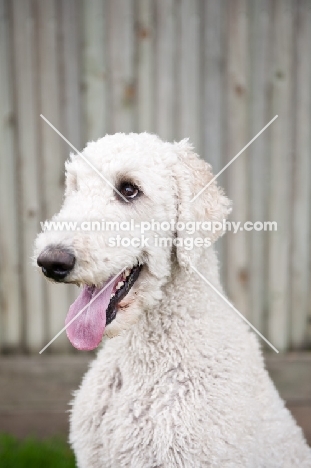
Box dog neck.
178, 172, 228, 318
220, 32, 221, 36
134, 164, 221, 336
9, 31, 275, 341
139, 246, 224, 333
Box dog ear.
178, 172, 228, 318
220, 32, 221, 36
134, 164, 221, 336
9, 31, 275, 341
173, 139, 231, 269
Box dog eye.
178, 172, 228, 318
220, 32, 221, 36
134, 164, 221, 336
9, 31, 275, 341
118, 182, 140, 200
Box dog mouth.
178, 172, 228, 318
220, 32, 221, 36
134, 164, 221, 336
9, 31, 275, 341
106, 264, 142, 325
65, 264, 143, 351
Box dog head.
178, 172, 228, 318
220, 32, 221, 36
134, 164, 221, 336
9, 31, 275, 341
34, 133, 230, 349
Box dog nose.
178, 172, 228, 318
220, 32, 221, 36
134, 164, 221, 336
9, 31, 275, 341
37, 247, 75, 281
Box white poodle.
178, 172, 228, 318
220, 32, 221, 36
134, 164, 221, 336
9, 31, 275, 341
35, 133, 311, 467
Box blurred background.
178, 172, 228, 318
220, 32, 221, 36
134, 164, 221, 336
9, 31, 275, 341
0, 0, 310, 458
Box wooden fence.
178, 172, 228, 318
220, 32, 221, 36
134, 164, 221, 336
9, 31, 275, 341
0, 0, 310, 353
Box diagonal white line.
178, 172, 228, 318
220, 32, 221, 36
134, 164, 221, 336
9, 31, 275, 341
40, 114, 129, 203
189, 262, 279, 353
190, 115, 278, 203
39, 268, 125, 354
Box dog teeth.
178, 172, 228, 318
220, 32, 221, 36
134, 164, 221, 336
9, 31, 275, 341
124, 269, 131, 277
110, 293, 115, 298
116, 281, 124, 290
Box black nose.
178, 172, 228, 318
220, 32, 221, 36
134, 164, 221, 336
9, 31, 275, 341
37, 247, 75, 281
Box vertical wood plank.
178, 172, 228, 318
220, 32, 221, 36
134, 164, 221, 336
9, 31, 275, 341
203, 0, 227, 280
154, 0, 176, 141
11, 0, 45, 351
107, 0, 136, 133
203, 0, 226, 174
82, 0, 107, 142
248, 0, 272, 332
177, 0, 201, 152
37, 0, 71, 351
225, 0, 250, 317
136, 0, 154, 133
60, 0, 82, 149
0, 0, 22, 350
268, 0, 294, 351
290, 0, 311, 348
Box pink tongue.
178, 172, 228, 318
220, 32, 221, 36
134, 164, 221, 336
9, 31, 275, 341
65, 276, 119, 350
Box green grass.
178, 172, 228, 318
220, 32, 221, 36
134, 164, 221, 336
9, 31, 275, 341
0, 434, 76, 468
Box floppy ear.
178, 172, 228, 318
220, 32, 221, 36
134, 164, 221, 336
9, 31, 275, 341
173, 139, 231, 268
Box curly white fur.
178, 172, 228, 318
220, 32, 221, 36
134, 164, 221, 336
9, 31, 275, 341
35, 133, 311, 467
